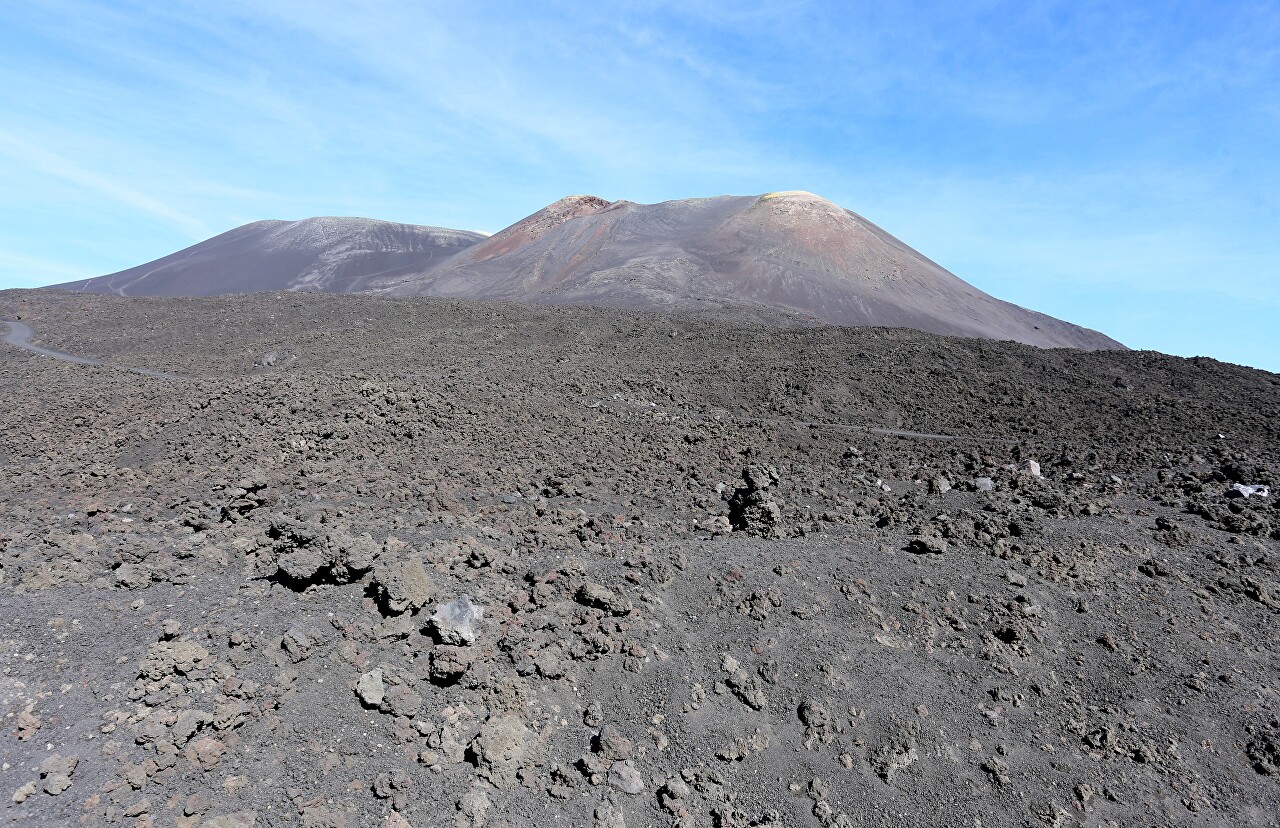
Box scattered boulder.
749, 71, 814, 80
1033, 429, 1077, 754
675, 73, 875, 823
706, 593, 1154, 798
38, 753, 78, 796
356, 668, 386, 708
469, 715, 536, 788
139, 640, 210, 680
185, 736, 227, 771
593, 803, 626, 828
429, 646, 474, 686
608, 759, 644, 794
906, 536, 947, 555
265, 519, 378, 588
1246, 723, 1280, 775
430, 595, 485, 645
203, 813, 258, 828
373, 556, 436, 615
870, 733, 919, 783
576, 582, 632, 615
728, 465, 784, 538
455, 788, 490, 828
594, 725, 634, 761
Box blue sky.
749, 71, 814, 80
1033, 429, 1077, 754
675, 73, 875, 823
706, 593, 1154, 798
1, 1, 1277, 371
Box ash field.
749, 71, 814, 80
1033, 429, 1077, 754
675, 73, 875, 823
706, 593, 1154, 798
1, 287, 1278, 828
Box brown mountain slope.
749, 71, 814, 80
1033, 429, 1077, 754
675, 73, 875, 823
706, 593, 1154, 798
373, 191, 1122, 350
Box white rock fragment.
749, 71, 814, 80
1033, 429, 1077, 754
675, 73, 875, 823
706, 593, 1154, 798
431, 595, 485, 646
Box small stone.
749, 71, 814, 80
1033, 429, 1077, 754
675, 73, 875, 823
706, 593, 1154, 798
906, 537, 947, 555
382, 684, 423, 718
608, 759, 644, 795
594, 725, 634, 761
185, 737, 227, 771
594, 802, 626, 828
184, 793, 213, 816
373, 769, 412, 799
356, 669, 385, 708
471, 715, 534, 789
300, 804, 348, 828
576, 583, 632, 615
114, 562, 152, 590
123, 797, 151, 817
282, 627, 313, 661
455, 787, 490, 828
39, 753, 79, 777
374, 558, 436, 615
429, 647, 474, 685
15, 708, 41, 740
172, 709, 211, 745
704, 515, 732, 535
203, 813, 258, 828
42, 773, 73, 796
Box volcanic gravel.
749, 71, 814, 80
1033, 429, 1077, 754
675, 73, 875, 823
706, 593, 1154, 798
1, 289, 1278, 828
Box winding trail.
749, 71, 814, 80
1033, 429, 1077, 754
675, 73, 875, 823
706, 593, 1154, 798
2, 319, 190, 381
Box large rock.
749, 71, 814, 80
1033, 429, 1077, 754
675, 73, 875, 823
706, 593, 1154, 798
727, 465, 784, 538
469, 715, 535, 788
266, 519, 378, 587
139, 640, 210, 680
373, 557, 436, 615
355, 669, 385, 708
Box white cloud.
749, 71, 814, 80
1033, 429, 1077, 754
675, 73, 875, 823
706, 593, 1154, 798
0, 132, 209, 238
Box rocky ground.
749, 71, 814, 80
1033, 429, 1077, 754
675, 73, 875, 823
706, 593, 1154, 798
1, 289, 1278, 828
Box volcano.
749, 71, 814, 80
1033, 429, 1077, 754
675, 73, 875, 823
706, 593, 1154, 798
51, 192, 1121, 349
54, 217, 485, 297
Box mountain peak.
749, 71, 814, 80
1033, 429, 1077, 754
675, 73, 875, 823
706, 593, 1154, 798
51, 218, 485, 296
758, 190, 828, 202
377, 192, 1123, 350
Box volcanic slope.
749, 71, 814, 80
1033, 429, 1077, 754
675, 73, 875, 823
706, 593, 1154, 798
53, 217, 486, 296
373, 191, 1122, 350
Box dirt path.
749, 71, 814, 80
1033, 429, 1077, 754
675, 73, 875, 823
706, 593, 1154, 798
1, 318, 190, 381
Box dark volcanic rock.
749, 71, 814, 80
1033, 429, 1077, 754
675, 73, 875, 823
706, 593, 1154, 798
0, 288, 1276, 828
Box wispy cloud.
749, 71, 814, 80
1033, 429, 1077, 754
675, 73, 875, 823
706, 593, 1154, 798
0, 251, 94, 287
0, 132, 208, 238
